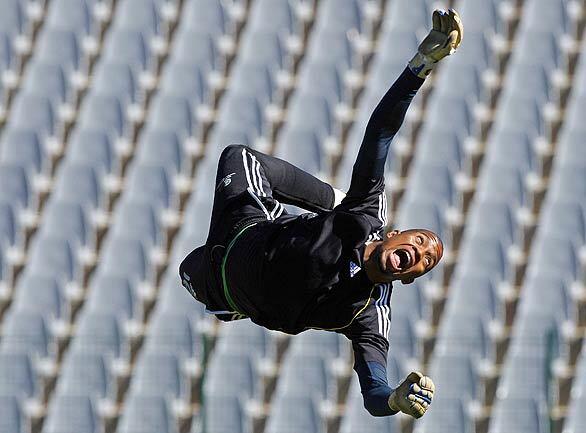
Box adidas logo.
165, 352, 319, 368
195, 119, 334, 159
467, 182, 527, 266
349, 261, 361, 278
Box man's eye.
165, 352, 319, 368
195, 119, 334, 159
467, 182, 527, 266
424, 257, 431, 267
416, 236, 424, 245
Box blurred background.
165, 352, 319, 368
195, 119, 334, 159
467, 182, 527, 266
0, 0, 584, 432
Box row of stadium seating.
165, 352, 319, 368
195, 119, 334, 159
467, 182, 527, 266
0, 0, 585, 433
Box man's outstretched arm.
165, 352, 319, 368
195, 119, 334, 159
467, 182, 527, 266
350, 8, 464, 183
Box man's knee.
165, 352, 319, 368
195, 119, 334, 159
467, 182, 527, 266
219, 144, 250, 163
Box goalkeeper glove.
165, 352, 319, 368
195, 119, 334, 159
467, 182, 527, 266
388, 371, 435, 419
409, 9, 464, 78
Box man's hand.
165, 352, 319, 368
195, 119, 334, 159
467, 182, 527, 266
409, 9, 464, 78
388, 371, 435, 419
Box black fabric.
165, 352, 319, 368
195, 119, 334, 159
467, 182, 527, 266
180, 67, 424, 409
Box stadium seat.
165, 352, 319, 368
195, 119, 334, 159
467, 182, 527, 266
56, 351, 109, 398
435, 312, 488, 358
40, 200, 90, 248
215, 319, 273, 358
204, 351, 257, 399
124, 164, 173, 210
12, 272, 64, 319
340, 380, 400, 432
286, 92, 332, 138
9, 93, 55, 136
129, 351, 182, 398
147, 94, 194, 139
170, 30, 217, 72
117, 394, 178, 433
387, 312, 416, 358
384, 0, 430, 32
160, 62, 206, 105
68, 128, 116, 174
22, 61, 68, 105
202, 394, 246, 433
265, 395, 322, 433
86, 273, 135, 319
0, 309, 49, 356
446, 274, 497, 320
413, 397, 470, 433
103, 30, 151, 74
0, 128, 44, 175
183, 0, 226, 36
0, 352, 37, 398
248, 0, 294, 34
0, 395, 21, 433
143, 310, 201, 358
275, 127, 324, 176
377, 30, 419, 64
71, 310, 123, 357
115, 0, 161, 37
276, 352, 331, 400
467, 200, 515, 246
91, 61, 137, 104
229, 61, 274, 104
564, 395, 586, 433
42, 395, 97, 433
78, 93, 125, 138
0, 201, 16, 248
36, 29, 81, 70
110, 201, 161, 251
488, 397, 547, 433
46, 0, 93, 37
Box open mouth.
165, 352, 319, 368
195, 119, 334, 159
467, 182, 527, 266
388, 248, 412, 272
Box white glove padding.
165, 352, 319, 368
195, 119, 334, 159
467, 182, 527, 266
388, 371, 435, 419
409, 9, 464, 78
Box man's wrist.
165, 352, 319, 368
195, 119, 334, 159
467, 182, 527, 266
408, 52, 437, 79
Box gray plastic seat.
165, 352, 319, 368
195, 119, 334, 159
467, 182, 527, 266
0, 0, 24, 38
540, 201, 585, 242
92, 62, 137, 104
429, 354, 476, 400
125, 164, 172, 210
137, 129, 184, 175
340, 383, 400, 432
0, 352, 36, 398
240, 31, 284, 70
276, 353, 330, 399
493, 94, 542, 136
160, 62, 205, 104
86, 274, 134, 319
0, 201, 16, 247
157, 271, 206, 319
457, 235, 506, 280
115, 0, 160, 36
265, 395, 321, 433
289, 329, 343, 359
28, 234, 76, 282
435, 62, 482, 101
549, 163, 586, 202
217, 92, 263, 137
557, 129, 586, 166
447, 31, 490, 69
276, 127, 323, 176
384, 0, 429, 31
79, 93, 125, 137
0, 128, 44, 174
395, 199, 442, 236
426, 94, 472, 135
0, 309, 49, 356
497, 352, 551, 402
111, 201, 161, 250
521, 274, 570, 319
435, 312, 488, 358
0, 163, 29, 209
203, 394, 245, 433
297, 60, 343, 104
100, 236, 148, 283
118, 395, 177, 433
317, 0, 362, 33
286, 92, 332, 138
42, 395, 96, 433
414, 129, 462, 170
103, 30, 150, 73
306, 29, 352, 70
22, 61, 67, 105
130, 352, 181, 398
36, 29, 80, 70
230, 61, 273, 104
72, 311, 122, 356
505, 63, 549, 102
53, 162, 101, 209
148, 94, 193, 138
68, 128, 115, 174
204, 351, 256, 399
488, 398, 546, 433
0, 32, 12, 72
448, 274, 497, 320
529, 235, 577, 280
476, 164, 525, 205
414, 398, 469, 433
8, 93, 55, 136
46, 0, 92, 36
387, 312, 415, 358
521, 0, 566, 34
404, 163, 454, 206
170, 30, 216, 71
215, 319, 271, 357
512, 30, 559, 70
486, 128, 534, 170
56, 352, 108, 398
458, 0, 496, 32
468, 199, 515, 243
388, 280, 423, 319
41, 200, 89, 247
378, 30, 419, 64
144, 310, 200, 358
248, 0, 293, 33
13, 272, 63, 319
183, 0, 226, 35
0, 395, 21, 433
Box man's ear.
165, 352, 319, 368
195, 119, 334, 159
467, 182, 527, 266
386, 230, 400, 239
401, 277, 415, 285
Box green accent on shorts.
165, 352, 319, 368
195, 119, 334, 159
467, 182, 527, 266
221, 223, 258, 317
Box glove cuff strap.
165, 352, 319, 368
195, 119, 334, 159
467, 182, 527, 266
408, 52, 437, 79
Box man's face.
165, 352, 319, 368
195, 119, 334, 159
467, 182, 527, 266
368, 229, 444, 284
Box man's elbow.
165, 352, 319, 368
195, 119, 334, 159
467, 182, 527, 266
363, 396, 395, 417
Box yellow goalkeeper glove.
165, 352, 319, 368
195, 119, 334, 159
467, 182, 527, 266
388, 371, 435, 419
409, 9, 464, 78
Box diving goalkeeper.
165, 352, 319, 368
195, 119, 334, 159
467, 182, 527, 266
180, 9, 463, 418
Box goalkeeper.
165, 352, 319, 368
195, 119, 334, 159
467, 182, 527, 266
180, 9, 463, 418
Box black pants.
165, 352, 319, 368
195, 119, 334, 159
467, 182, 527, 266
206, 144, 336, 247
